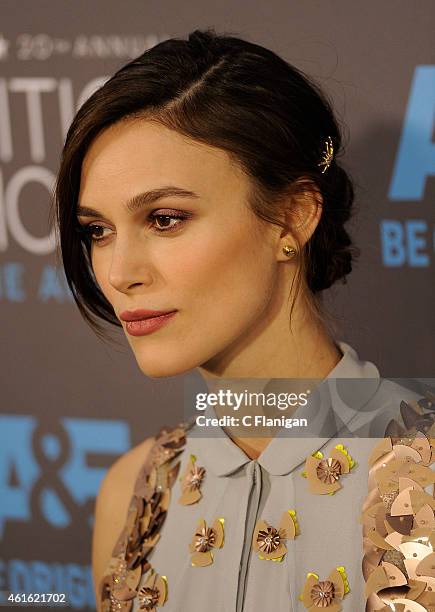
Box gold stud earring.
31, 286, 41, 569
282, 245, 297, 258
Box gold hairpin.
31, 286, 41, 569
318, 136, 334, 173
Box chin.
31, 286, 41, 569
128, 332, 230, 379
134, 352, 196, 379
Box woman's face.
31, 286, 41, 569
78, 119, 285, 378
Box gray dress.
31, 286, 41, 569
99, 341, 435, 612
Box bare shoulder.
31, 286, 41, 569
91, 435, 156, 610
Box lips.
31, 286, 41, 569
122, 311, 177, 337
119, 309, 177, 322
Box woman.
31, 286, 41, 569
52, 28, 435, 612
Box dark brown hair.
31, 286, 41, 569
51, 27, 359, 342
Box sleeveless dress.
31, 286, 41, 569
99, 341, 435, 612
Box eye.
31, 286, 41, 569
75, 223, 112, 244
149, 210, 189, 233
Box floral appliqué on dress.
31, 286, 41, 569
178, 454, 206, 505
137, 569, 168, 611
189, 517, 225, 566
302, 443, 356, 495
252, 509, 300, 562
300, 566, 350, 610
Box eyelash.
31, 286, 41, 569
76, 210, 190, 244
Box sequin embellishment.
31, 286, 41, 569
361, 393, 435, 611
99, 421, 193, 612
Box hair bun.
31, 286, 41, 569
307, 164, 358, 292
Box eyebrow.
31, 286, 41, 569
76, 186, 200, 217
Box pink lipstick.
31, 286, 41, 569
119, 309, 177, 337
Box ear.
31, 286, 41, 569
276, 178, 323, 261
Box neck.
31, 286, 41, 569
196, 293, 344, 460
198, 290, 342, 380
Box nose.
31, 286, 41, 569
107, 234, 154, 293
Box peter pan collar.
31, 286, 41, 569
187, 341, 381, 477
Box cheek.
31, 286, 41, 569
170, 223, 276, 325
